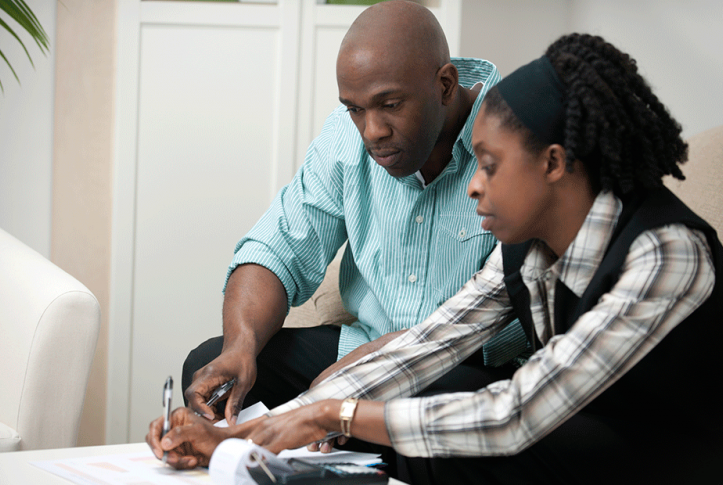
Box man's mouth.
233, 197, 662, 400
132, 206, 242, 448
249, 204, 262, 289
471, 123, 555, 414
369, 149, 401, 168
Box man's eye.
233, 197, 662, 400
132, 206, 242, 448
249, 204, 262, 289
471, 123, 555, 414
383, 102, 399, 109
346, 106, 362, 114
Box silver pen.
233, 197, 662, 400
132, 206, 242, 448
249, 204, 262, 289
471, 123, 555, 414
205, 378, 236, 408
195, 378, 236, 418
162, 376, 173, 464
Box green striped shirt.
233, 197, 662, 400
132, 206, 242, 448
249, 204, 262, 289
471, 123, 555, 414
227, 58, 527, 364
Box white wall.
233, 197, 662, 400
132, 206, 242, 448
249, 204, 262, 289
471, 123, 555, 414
569, 0, 723, 138
460, 0, 571, 77
0, 0, 56, 257
460, 0, 723, 138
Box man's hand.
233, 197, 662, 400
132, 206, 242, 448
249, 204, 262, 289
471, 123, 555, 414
146, 407, 231, 469
187, 264, 287, 423
184, 347, 257, 423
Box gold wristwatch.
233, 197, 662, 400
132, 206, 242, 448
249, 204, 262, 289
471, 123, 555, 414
339, 397, 359, 438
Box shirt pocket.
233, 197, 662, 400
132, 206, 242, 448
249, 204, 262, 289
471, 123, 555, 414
429, 212, 496, 303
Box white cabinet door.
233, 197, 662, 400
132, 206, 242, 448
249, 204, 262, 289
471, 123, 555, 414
112, 0, 302, 443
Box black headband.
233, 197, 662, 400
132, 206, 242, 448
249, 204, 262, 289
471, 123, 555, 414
496, 56, 566, 145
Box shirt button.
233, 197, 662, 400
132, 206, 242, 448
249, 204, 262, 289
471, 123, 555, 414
458, 229, 466, 238
408, 274, 417, 283
415, 215, 424, 224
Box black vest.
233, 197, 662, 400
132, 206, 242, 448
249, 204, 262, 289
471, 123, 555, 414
502, 188, 723, 438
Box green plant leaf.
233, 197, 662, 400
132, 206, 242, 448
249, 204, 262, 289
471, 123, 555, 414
0, 0, 49, 52
8, 0, 49, 52
0, 16, 35, 68
0, 0, 50, 92
0, 48, 20, 92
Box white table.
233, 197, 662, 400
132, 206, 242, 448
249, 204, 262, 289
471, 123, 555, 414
0, 442, 406, 484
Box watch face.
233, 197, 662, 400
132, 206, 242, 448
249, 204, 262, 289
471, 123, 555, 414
341, 401, 355, 416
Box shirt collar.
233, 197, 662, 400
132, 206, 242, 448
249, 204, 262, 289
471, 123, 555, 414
554, 191, 623, 296
452, 58, 501, 162
520, 191, 623, 296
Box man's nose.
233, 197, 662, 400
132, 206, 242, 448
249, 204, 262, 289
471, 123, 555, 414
363, 111, 391, 142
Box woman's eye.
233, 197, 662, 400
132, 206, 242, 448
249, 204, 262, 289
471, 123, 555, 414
481, 164, 495, 175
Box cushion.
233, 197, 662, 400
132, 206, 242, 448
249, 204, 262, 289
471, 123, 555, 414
665, 125, 723, 236
284, 259, 357, 328
0, 422, 21, 453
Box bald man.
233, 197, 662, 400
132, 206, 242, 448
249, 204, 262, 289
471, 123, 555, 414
182, 0, 527, 426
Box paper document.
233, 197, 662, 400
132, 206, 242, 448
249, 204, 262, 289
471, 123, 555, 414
214, 401, 269, 428
33, 401, 381, 485
33, 451, 212, 485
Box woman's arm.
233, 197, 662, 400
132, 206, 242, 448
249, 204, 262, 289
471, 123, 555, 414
270, 245, 515, 417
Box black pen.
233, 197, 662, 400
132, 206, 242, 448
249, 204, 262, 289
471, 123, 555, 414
161, 376, 173, 464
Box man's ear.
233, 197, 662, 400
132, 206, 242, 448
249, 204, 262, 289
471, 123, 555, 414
544, 144, 567, 183
439, 63, 458, 105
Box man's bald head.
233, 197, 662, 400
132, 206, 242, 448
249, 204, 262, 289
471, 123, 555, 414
339, 1, 450, 75
335, 1, 466, 181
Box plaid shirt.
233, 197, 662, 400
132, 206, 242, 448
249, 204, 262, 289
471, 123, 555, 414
269, 191, 715, 457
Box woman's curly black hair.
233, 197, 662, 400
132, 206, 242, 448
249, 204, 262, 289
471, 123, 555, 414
484, 33, 687, 195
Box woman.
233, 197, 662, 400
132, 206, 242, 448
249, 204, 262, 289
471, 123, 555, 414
148, 34, 721, 484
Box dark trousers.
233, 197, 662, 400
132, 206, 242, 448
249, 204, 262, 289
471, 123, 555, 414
182, 327, 716, 484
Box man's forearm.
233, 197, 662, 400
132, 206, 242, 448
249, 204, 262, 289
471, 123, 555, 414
222, 264, 289, 356
310, 329, 408, 388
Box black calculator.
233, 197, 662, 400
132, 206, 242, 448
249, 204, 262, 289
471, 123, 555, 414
247, 458, 388, 484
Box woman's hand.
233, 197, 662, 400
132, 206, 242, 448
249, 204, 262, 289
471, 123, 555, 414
239, 400, 390, 454
146, 407, 232, 469
237, 400, 342, 455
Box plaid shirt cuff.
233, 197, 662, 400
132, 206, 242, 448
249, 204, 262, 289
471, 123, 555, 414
385, 398, 430, 457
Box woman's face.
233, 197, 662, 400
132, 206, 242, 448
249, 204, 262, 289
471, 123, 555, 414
468, 105, 552, 245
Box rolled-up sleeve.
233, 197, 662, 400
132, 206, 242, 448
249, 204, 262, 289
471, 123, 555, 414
224, 108, 350, 310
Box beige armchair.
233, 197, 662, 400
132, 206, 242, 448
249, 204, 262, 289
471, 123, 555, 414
284, 257, 356, 329
666, 124, 723, 235
0, 228, 100, 452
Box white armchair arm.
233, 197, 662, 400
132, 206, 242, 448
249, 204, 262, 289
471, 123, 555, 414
0, 228, 100, 452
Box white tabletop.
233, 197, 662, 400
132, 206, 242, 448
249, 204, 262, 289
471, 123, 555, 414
0, 442, 406, 484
